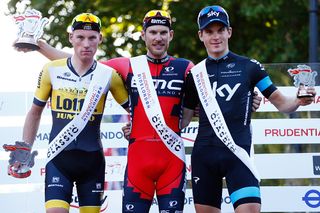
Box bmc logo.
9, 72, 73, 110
151, 19, 166, 24
131, 77, 183, 91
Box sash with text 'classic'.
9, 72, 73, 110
46, 62, 113, 163
191, 59, 260, 181
130, 55, 185, 162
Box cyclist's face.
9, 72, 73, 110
198, 22, 232, 58
69, 29, 102, 62
141, 25, 173, 59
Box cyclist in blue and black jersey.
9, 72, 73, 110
182, 5, 316, 213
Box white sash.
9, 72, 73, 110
46, 63, 113, 163
130, 55, 185, 162
191, 59, 260, 181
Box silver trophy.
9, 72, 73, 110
3, 142, 38, 178
14, 9, 49, 50
288, 64, 317, 98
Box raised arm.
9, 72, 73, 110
38, 39, 71, 60
15, 39, 71, 60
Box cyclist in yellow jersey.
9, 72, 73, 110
8, 13, 128, 213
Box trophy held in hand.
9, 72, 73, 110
14, 8, 49, 50
3, 141, 38, 178
288, 64, 317, 98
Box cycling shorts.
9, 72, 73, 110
45, 150, 105, 212
122, 140, 186, 212
191, 145, 260, 209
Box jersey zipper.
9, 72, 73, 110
153, 64, 160, 139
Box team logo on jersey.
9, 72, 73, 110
63, 72, 71, 77
96, 183, 102, 189
131, 76, 183, 92
214, 82, 241, 101
125, 204, 134, 211
169, 200, 178, 207
37, 70, 43, 88
226, 63, 235, 69
57, 75, 77, 82
250, 59, 265, 71
164, 66, 174, 72
163, 66, 178, 76
193, 176, 200, 184
52, 176, 60, 183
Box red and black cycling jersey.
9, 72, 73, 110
102, 55, 194, 143
102, 55, 193, 211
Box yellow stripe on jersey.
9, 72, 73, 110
109, 70, 128, 106
34, 63, 53, 103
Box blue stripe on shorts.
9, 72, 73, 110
230, 186, 261, 204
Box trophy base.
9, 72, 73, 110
297, 93, 314, 98
8, 165, 31, 178
14, 42, 39, 51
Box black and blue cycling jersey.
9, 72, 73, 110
184, 51, 277, 147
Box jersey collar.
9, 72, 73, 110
208, 51, 230, 62
67, 57, 97, 77
146, 55, 170, 64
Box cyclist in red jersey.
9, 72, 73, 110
102, 11, 193, 212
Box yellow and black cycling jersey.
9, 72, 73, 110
34, 57, 128, 151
